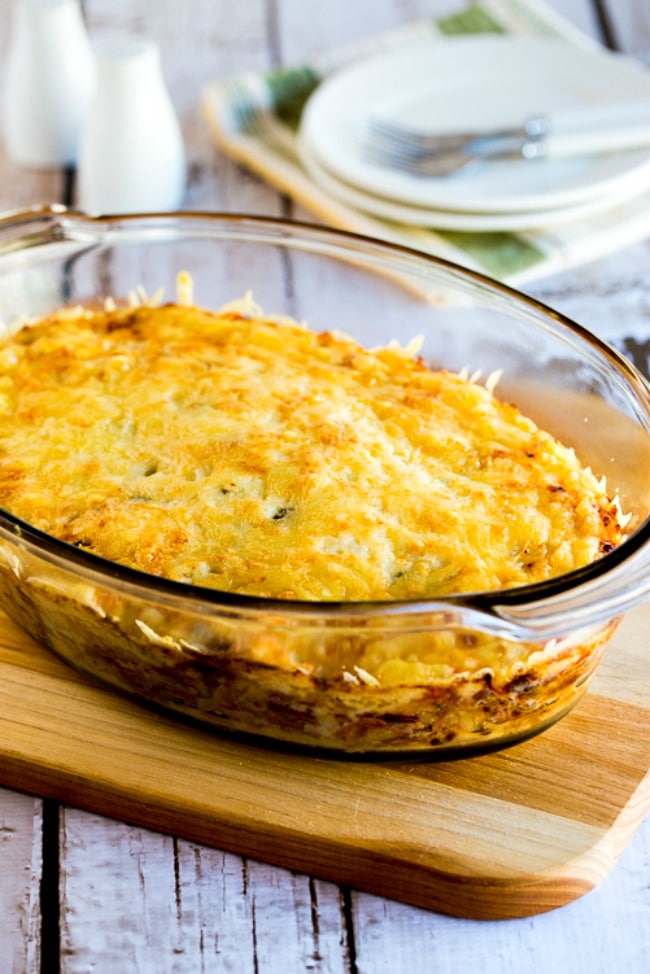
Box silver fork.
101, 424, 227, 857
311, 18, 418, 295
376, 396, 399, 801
365, 115, 551, 177
365, 98, 650, 177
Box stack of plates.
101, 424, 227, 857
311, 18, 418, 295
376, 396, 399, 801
298, 36, 650, 232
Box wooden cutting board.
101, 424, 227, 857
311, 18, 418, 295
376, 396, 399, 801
0, 603, 648, 920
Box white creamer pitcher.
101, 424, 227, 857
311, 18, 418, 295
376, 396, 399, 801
3, 0, 95, 167
77, 33, 186, 212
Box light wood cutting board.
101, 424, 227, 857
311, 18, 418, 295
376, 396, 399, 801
0, 603, 648, 920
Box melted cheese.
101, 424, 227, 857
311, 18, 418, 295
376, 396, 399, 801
0, 301, 626, 601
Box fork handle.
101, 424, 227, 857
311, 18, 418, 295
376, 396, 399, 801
535, 98, 650, 158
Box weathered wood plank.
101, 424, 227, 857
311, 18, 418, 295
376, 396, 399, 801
0, 789, 42, 974
58, 811, 350, 974
600, 0, 650, 63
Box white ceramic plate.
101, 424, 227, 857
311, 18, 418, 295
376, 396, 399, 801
298, 129, 650, 231
300, 36, 650, 214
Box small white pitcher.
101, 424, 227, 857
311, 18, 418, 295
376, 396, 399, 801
77, 33, 186, 213
2, 0, 95, 167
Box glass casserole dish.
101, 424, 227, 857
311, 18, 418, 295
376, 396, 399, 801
0, 206, 648, 757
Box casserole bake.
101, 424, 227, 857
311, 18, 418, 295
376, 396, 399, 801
0, 208, 648, 756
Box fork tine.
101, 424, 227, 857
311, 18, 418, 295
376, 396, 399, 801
364, 120, 479, 177
367, 118, 476, 154
365, 141, 477, 177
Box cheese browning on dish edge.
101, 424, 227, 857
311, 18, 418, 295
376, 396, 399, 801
0, 299, 627, 603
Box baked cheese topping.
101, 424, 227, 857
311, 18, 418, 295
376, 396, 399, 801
0, 299, 627, 601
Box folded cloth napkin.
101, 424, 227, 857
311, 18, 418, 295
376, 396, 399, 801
201, 0, 650, 286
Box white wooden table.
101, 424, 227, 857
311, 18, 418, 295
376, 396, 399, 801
0, 1, 648, 971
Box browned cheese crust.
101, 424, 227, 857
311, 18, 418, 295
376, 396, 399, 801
0, 300, 625, 601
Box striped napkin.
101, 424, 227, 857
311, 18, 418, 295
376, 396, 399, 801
201, 0, 650, 286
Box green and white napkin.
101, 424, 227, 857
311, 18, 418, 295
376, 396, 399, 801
201, 0, 650, 286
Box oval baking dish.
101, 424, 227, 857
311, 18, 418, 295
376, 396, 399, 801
0, 207, 648, 757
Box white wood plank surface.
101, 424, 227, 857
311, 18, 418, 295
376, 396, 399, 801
0, 0, 648, 971
602, 0, 650, 64
0, 791, 42, 974
58, 809, 352, 973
